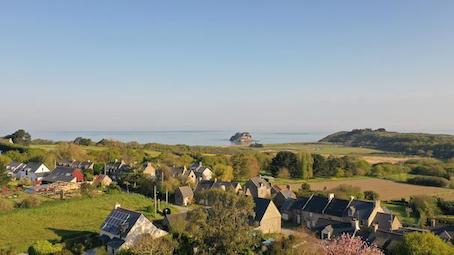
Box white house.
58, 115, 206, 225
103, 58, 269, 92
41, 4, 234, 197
7, 162, 51, 182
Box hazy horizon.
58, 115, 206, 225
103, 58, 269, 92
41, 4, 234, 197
2, 1, 454, 132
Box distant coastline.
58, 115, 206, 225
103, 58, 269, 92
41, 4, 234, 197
27, 130, 330, 146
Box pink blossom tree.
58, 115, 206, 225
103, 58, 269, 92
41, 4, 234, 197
323, 234, 384, 255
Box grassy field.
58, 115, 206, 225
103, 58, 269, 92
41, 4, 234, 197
304, 178, 454, 200
0, 192, 170, 252
255, 143, 382, 155
384, 203, 419, 226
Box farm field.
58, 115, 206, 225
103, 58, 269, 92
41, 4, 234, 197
306, 178, 454, 200
256, 143, 383, 155
0, 192, 169, 252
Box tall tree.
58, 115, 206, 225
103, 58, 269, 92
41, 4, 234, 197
4, 129, 31, 145
300, 151, 314, 179
270, 151, 299, 178
186, 189, 257, 254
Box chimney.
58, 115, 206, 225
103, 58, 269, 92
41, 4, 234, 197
114, 203, 121, 209
350, 196, 355, 201
214, 178, 218, 183
352, 219, 360, 231
373, 223, 379, 232
374, 200, 381, 208
430, 218, 436, 228
328, 193, 335, 201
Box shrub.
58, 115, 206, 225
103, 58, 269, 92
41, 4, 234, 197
393, 232, 454, 255
364, 190, 379, 201
28, 240, 63, 255
407, 176, 450, 188
18, 195, 41, 208
0, 198, 14, 212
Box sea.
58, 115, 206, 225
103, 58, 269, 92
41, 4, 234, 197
30, 130, 331, 146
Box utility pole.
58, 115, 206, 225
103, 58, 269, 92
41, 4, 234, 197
154, 185, 157, 215
166, 188, 168, 204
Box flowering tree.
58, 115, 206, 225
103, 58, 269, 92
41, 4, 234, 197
323, 234, 384, 255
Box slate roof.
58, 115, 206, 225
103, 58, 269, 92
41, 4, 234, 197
5, 161, 25, 173
324, 198, 351, 217
194, 180, 215, 193
279, 189, 297, 200
101, 207, 142, 237
24, 162, 45, 173
346, 200, 376, 220
291, 197, 310, 210
177, 186, 194, 198
249, 176, 271, 189
106, 238, 125, 249
432, 225, 454, 240
372, 212, 397, 231
281, 198, 297, 212
253, 197, 273, 222
314, 218, 354, 237
303, 195, 330, 214
42, 166, 77, 183
367, 230, 403, 251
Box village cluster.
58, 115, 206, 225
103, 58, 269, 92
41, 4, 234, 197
5, 160, 454, 254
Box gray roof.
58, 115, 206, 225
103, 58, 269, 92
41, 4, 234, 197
372, 212, 397, 231
279, 189, 296, 200
42, 166, 77, 183
324, 198, 351, 217
249, 176, 271, 189
177, 186, 194, 198
345, 200, 376, 220
101, 207, 142, 237
24, 162, 45, 173
253, 197, 273, 222
303, 195, 330, 214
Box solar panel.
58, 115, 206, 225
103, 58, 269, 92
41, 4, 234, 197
102, 210, 131, 234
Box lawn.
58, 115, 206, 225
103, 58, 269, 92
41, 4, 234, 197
0, 192, 171, 252
255, 143, 383, 155
384, 203, 419, 226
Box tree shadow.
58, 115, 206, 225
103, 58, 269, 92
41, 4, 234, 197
47, 228, 98, 242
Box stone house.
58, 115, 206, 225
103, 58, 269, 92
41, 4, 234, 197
99, 204, 167, 254
190, 162, 213, 181
273, 189, 296, 209
245, 176, 272, 199
142, 162, 156, 178
175, 186, 194, 206
252, 197, 281, 234
93, 174, 113, 187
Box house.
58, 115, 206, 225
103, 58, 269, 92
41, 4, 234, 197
245, 176, 272, 199
42, 166, 84, 184
190, 162, 213, 181
371, 212, 402, 232
106, 160, 130, 180
281, 197, 310, 222
194, 179, 242, 194
273, 188, 296, 209
142, 162, 156, 178
6, 162, 51, 182
58, 160, 94, 170
194, 179, 242, 205
93, 175, 113, 187
100, 204, 167, 254
175, 186, 194, 206
169, 166, 198, 184
252, 197, 281, 234
300, 194, 332, 228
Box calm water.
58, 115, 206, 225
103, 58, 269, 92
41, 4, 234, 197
30, 130, 330, 146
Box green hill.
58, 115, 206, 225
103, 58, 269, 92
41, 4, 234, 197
319, 129, 454, 159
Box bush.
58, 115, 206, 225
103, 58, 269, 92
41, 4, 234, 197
393, 232, 454, 255
364, 190, 379, 201
18, 195, 41, 208
407, 176, 450, 188
0, 198, 14, 212
28, 240, 63, 255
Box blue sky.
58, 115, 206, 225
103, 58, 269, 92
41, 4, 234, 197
1, 1, 454, 133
